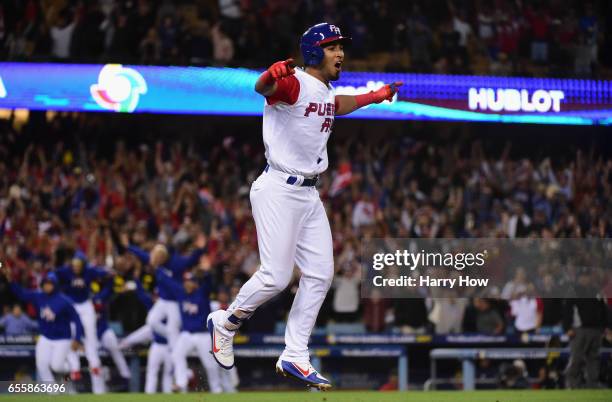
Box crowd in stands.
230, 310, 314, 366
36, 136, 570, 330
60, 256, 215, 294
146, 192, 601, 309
1, 0, 611, 77
0, 112, 610, 340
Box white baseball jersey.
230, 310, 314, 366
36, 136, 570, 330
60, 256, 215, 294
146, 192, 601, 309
263, 68, 335, 177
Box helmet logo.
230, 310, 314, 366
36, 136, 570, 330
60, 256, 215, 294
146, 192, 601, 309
302, 23, 349, 66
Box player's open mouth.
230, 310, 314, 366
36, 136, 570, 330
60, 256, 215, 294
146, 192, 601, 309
335, 62, 342, 71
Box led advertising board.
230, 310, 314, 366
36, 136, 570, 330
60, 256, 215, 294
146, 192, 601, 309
0, 63, 610, 125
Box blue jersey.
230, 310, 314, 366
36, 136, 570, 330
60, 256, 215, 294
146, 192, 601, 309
10, 284, 84, 341
156, 270, 211, 333
153, 267, 179, 301
55, 265, 109, 304
128, 245, 205, 301
134, 281, 168, 345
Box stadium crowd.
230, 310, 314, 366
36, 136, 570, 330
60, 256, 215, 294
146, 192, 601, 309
0, 112, 610, 341
1, 0, 611, 77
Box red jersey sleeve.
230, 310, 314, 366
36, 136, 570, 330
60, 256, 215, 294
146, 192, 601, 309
266, 75, 300, 105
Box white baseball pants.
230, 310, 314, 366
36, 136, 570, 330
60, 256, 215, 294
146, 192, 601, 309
172, 331, 221, 393
218, 366, 238, 392
146, 299, 180, 350
119, 324, 153, 349
228, 169, 334, 363
145, 342, 173, 394
35, 336, 72, 382
74, 300, 101, 368
100, 329, 131, 379
74, 300, 105, 393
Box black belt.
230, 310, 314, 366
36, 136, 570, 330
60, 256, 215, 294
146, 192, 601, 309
265, 164, 318, 187
287, 176, 318, 186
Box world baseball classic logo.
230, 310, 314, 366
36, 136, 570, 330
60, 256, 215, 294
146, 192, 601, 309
90, 64, 147, 113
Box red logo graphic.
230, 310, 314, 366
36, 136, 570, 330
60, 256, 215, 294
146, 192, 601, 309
212, 332, 220, 353
293, 363, 311, 376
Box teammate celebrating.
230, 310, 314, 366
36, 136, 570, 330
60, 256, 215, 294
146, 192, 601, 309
157, 261, 221, 393
55, 252, 110, 393
126, 234, 207, 351
207, 22, 402, 389
7, 271, 84, 384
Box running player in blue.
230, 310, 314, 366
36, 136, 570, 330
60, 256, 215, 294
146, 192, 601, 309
155, 262, 222, 393
125, 234, 207, 351
55, 252, 110, 393
7, 271, 84, 384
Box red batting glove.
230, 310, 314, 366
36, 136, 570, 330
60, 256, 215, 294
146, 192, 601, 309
260, 58, 296, 85
374, 81, 403, 103
355, 81, 403, 107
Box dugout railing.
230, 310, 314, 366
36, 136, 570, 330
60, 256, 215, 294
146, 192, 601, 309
427, 347, 612, 391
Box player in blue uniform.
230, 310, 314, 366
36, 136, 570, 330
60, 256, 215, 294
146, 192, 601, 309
55, 252, 110, 393
126, 234, 207, 351
93, 284, 131, 388
155, 264, 221, 393
8, 271, 84, 384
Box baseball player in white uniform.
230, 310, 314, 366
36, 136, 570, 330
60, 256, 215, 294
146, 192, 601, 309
207, 22, 401, 389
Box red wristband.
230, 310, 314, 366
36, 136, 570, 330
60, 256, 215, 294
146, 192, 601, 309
259, 70, 275, 86
355, 91, 376, 108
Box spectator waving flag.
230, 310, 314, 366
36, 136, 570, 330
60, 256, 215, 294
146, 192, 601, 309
329, 161, 353, 198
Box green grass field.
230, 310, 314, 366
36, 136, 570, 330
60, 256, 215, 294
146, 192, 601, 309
0, 390, 610, 402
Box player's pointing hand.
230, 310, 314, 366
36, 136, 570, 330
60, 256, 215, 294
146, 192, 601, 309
346, 81, 403, 114
255, 58, 297, 96
372, 81, 403, 103
268, 58, 296, 80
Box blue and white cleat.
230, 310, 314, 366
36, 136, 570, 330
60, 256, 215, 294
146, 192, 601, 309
275, 359, 332, 390
207, 310, 235, 370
